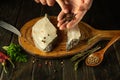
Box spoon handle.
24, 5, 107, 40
96, 30, 120, 40
103, 35, 120, 53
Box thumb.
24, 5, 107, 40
56, 0, 69, 13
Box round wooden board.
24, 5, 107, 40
18, 16, 95, 58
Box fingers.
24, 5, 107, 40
46, 0, 56, 6
57, 11, 65, 21
40, 0, 47, 5
57, 12, 68, 30
58, 21, 68, 30
58, 17, 78, 30
56, 0, 69, 13
59, 22, 68, 30
34, 0, 55, 6
80, 0, 93, 10
67, 10, 87, 29
85, 0, 93, 9
34, 0, 40, 3
57, 16, 66, 27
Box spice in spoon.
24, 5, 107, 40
86, 55, 100, 65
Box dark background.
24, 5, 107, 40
0, 0, 120, 30
0, 0, 120, 80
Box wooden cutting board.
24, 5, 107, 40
18, 16, 120, 58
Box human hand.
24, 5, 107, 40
34, 0, 93, 30
34, 0, 56, 6
56, 0, 93, 30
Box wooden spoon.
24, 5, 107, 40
85, 35, 120, 66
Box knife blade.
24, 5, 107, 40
0, 21, 21, 36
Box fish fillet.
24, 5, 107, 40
66, 25, 81, 51
32, 14, 58, 52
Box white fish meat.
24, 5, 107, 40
32, 14, 58, 52
66, 25, 81, 51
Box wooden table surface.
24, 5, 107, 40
0, 0, 120, 80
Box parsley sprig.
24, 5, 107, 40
2, 43, 27, 62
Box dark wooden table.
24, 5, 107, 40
0, 0, 120, 80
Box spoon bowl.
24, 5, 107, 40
85, 50, 104, 66
85, 36, 120, 66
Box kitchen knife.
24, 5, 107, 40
0, 21, 21, 36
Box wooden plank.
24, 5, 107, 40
32, 58, 63, 80
114, 41, 120, 65
62, 59, 76, 80
9, 56, 34, 80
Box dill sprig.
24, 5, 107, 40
71, 46, 101, 71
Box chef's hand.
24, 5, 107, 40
56, 0, 93, 30
34, 0, 93, 30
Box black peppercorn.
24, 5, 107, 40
64, 13, 75, 22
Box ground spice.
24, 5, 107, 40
87, 55, 100, 65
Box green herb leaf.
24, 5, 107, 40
2, 43, 27, 62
